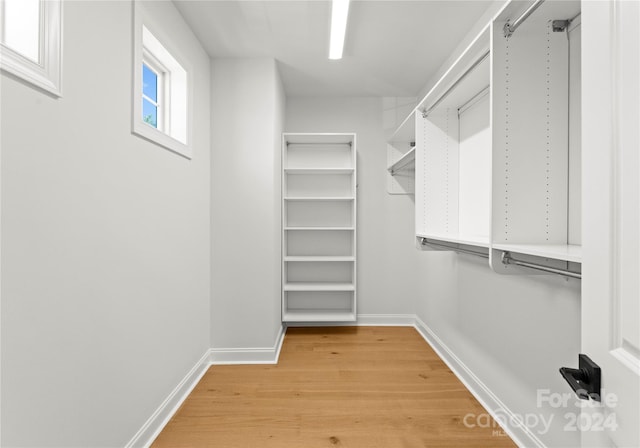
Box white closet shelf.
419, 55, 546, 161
284, 283, 355, 292
284, 168, 354, 174
283, 310, 356, 323
492, 243, 582, 263
284, 256, 355, 262
417, 233, 490, 248
285, 226, 354, 231
387, 146, 416, 175
284, 197, 355, 201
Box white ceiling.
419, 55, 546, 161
174, 0, 494, 97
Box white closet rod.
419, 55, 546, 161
503, 0, 546, 38
501, 252, 581, 279
422, 51, 490, 118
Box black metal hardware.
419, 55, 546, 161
552, 19, 570, 32
559, 354, 601, 401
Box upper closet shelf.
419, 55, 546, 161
492, 243, 582, 263
387, 146, 415, 175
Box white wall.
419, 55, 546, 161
286, 97, 418, 317
0, 1, 211, 446
416, 254, 581, 447
210, 58, 284, 349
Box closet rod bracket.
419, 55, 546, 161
503, 21, 515, 38
503, 0, 546, 38
552, 19, 570, 32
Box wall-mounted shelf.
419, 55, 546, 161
284, 283, 355, 292
492, 243, 582, 264
283, 310, 356, 323
284, 256, 356, 262
284, 168, 354, 174
388, 146, 416, 175
282, 133, 357, 323
284, 197, 354, 201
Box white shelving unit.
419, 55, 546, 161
415, 27, 492, 251
491, 0, 582, 273
282, 133, 357, 323
389, 0, 583, 277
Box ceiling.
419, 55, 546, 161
174, 0, 494, 97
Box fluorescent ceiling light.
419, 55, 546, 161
329, 0, 350, 60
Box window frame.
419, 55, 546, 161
142, 50, 170, 132
0, 0, 63, 97
132, 1, 192, 159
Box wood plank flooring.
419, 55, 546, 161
152, 327, 516, 447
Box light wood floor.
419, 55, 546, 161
152, 327, 516, 447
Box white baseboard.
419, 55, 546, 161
285, 314, 416, 327
124, 349, 211, 448
357, 313, 416, 326
125, 326, 286, 447
210, 325, 286, 365
412, 316, 545, 448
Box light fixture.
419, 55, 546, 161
329, 0, 350, 60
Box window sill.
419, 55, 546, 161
132, 121, 192, 159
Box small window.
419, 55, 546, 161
142, 62, 161, 129
2, 0, 40, 62
132, 6, 191, 159
0, 0, 62, 96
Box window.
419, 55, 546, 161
0, 0, 62, 96
142, 61, 162, 130
132, 3, 191, 159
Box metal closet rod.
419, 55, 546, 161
420, 239, 582, 279
420, 238, 489, 259
422, 51, 490, 118
458, 85, 490, 116
503, 0, 546, 38
501, 252, 581, 279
